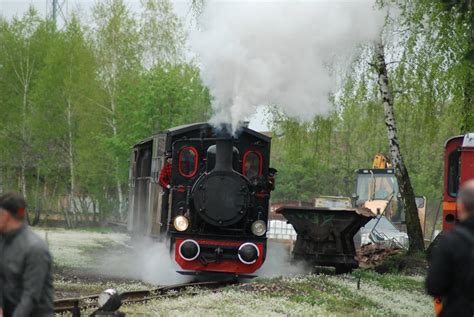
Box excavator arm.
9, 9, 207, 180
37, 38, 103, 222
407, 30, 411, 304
372, 153, 392, 169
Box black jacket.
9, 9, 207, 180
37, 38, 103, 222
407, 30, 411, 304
0, 225, 53, 317
426, 215, 474, 317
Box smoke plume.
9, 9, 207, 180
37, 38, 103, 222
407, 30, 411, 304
190, 1, 384, 130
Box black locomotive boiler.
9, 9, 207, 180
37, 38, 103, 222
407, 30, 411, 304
127, 123, 275, 275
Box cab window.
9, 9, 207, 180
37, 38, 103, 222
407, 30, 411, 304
243, 151, 262, 178
447, 150, 461, 197
178, 146, 198, 178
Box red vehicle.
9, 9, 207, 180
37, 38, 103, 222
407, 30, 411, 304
442, 133, 474, 231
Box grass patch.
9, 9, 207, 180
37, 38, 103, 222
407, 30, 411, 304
239, 275, 391, 316
73, 226, 116, 233
371, 251, 427, 275
54, 280, 105, 294
288, 275, 390, 316
120, 288, 327, 316
353, 269, 425, 293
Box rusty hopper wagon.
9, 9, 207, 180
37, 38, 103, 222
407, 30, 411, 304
277, 206, 374, 273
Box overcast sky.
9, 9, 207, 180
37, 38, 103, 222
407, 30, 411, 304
0, 0, 272, 131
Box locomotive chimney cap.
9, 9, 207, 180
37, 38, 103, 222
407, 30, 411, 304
214, 123, 233, 139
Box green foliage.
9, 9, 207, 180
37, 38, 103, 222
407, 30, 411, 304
0, 2, 211, 220
0, 0, 470, 229
270, 1, 471, 237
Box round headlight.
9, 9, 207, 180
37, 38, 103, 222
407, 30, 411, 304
251, 220, 267, 236
174, 216, 189, 232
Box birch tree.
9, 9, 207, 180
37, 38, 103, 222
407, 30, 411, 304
373, 42, 425, 253
33, 16, 98, 226
92, 0, 141, 218
0, 8, 42, 199
140, 0, 186, 67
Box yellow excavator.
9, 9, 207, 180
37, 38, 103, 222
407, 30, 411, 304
280, 153, 427, 273
354, 153, 426, 234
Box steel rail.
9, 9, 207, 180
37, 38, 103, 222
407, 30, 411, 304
54, 280, 235, 315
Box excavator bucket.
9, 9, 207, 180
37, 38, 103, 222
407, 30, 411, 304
276, 206, 374, 273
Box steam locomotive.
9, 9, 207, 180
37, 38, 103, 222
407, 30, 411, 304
127, 123, 274, 275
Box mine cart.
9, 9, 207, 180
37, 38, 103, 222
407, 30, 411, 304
277, 206, 374, 273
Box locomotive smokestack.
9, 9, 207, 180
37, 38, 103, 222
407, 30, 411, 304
214, 137, 233, 172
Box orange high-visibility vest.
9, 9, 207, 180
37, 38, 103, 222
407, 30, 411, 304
433, 297, 443, 316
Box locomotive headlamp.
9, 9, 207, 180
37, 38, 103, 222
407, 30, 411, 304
251, 220, 267, 236
174, 216, 189, 232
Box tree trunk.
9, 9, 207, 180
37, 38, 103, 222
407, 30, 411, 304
92, 199, 97, 224
31, 166, 41, 226
110, 96, 124, 219
67, 100, 76, 220
374, 42, 425, 254
116, 176, 124, 215
20, 164, 26, 198
62, 198, 71, 228
20, 79, 29, 200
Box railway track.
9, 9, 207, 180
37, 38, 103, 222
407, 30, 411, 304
54, 279, 236, 316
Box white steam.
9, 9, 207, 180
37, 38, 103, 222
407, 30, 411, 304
190, 0, 385, 130
97, 239, 309, 283
96, 238, 192, 285
256, 241, 311, 277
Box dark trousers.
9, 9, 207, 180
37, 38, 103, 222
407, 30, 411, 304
3, 298, 15, 317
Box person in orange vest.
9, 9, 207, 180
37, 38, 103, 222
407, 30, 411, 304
426, 179, 474, 316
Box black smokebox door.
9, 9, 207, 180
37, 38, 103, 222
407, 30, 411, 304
194, 136, 250, 226
194, 171, 250, 227
195, 171, 248, 226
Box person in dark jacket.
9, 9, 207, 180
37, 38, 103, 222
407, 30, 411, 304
426, 179, 474, 317
0, 192, 53, 317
